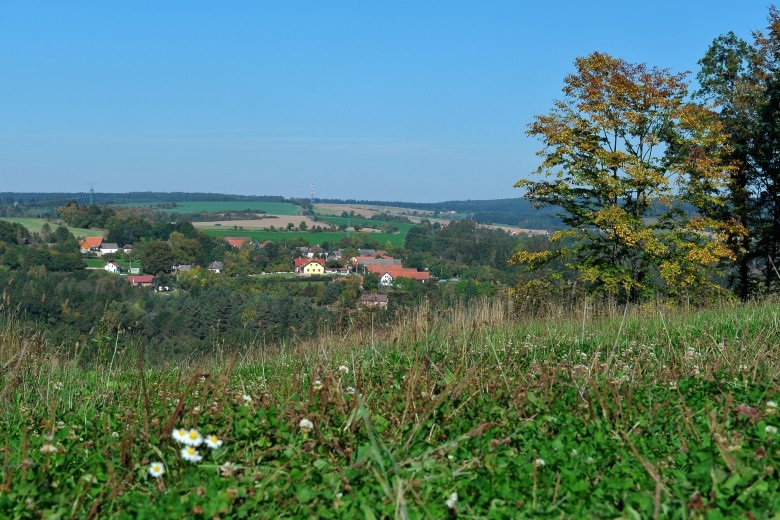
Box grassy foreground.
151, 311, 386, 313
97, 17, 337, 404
1, 301, 779, 518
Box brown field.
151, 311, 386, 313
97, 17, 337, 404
315, 203, 548, 236
193, 215, 320, 230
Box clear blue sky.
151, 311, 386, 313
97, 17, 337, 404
0, 2, 772, 202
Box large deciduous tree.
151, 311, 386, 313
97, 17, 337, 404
512, 52, 741, 302
697, 7, 780, 296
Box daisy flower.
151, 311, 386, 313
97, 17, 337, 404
299, 418, 314, 433
205, 434, 223, 449
184, 429, 203, 447
148, 462, 165, 478
338, 365, 349, 374
181, 446, 203, 463
171, 427, 188, 444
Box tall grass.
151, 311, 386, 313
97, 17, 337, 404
1, 299, 779, 517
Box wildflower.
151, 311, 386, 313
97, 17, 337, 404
185, 429, 203, 447
766, 425, 778, 436
313, 379, 323, 391
242, 394, 252, 403
445, 492, 458, 509
172, 427, 189, 444
534, 458, 545, 468
53, 381, 64, 391
218, 461, 237, 477
181, 446, 203, 463
338, 365, 349, 374
40, 443, 57, 454
148, 462, 165, 478
345, 386, 355, 394
205, 434, 223, 449
767, 401, 778, 414
111, 431, 119, 438
299, 418, 314, 433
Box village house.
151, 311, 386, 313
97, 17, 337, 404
80, 236, 103, 254
103, 262, 122, 274
224, 237, 249, 249
294, 257, 326, 276
100, 242, 119, 256
364, 265, 430, 286
207, 261, 224, 274
127, 275, 154, 287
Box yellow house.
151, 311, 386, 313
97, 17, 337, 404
302, 259, 325, 276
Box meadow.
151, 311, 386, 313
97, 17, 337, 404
201, 228, 406, 248
0, 218, 102, 240
1, 300, 778, 518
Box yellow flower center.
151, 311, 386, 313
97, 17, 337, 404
186, 447, 195, 455
189, 432, 198, 439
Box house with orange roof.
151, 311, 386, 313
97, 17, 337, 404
364, 265, 430, 286
127, 275, 154, 286
80, 236, 103, 253
224, 237, 249, 249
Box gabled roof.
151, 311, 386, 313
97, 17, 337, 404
127, 275, 154, 284
365, 265, 430, 281
360, 294, 388, 303
83, 236, 103, 248
224, 237, 249, 248
295, 257, 326, 268
101, 242, 119, 250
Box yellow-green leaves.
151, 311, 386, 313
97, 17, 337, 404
513, 52, 735, 301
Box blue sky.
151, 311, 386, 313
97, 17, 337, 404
0, 2, 772, 202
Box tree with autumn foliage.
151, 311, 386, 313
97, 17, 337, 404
511, 52, 743, 302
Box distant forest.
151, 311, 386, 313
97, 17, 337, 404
0, 192, 293, 218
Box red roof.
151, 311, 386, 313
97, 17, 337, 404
224, 237, 249, 248
295, 257, 326, 268
82, 236, 103, 248
365, 265, 430, 281
127, 275, 154, 285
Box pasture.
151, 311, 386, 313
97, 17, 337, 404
201, 228, 406, 248
0, 217, 102, 239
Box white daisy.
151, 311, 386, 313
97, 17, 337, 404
181, 446, 203, 463
299, 418, 314, 433
184, 429, 203, 447
171, 427, 188, 444
148, 462, 165, 478
534, 458, 545, 468
242, 394, 252, 403
205, 434, 223, 449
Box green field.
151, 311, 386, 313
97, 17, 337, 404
122, 201, 301, 215
315, 215, 416, 234
0, 217, 103, 239
84, 258, 143, 272
1, 301, 778, 517
202, 228, 406, 247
